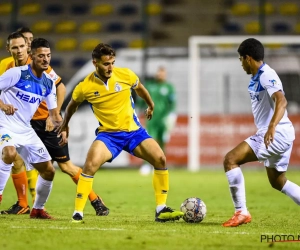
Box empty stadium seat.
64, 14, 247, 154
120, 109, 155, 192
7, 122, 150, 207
80, 39, 101, 51
254, 2, 275, 15
110, 40, 127, 50
45, 4, 64, 15
91, 4, 113, 15
0, 38, 3, 49
0, 3, 12, 15
244, 21, 260, 34
223, 23, 241, 33
55, 21, 77, 33
79, 21, 101, 34
31, 20, 53, 34
129, 39, 145, 48
118, 4, 138, 16
70, 4, 89, 15
230, 3, 251, 16
106, 22, 125, 32
272, 22, 291, 33
55, 38, 77, 51
130, 22, 145, 33
295, 23, 300, 34
71, 57, 88, 68
279, 2, 299, 15
146, 3, 162, 15
50, 58, 63, 68
19, 3, 41, 15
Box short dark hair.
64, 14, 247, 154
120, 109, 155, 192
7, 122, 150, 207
92, 43, 116, 60
237, 38, 264, 61
31, 38, 50, 51
16, 27, 33, 34
6, 32, 26, 46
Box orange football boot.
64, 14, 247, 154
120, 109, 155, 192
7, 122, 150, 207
222, 211, 251, 227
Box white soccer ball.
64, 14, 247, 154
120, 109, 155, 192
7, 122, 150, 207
180, 197, 207, 223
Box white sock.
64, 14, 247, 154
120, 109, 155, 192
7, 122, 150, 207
156, 204, 166, 213
33, 175, 53, 209
281, 180, 300, 205
0, 160, 13, 194
226, 168, 248, 215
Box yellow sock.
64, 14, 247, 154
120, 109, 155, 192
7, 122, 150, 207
153, 169, 169, 206
75, 173, 94, 213
26, 169, 38, 203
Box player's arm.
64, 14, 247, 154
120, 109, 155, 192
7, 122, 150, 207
134, 81, 154, 120
264, 90, 287, 148
56, 82, 66, 113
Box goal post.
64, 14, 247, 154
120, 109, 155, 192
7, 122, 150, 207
188, 35, 300, 172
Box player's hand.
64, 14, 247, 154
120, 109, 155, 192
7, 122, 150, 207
58, 131, 68, 146
264, 126, 275, 149
45, 116, 54, 132
0, 104, 18, 115
145, 107, 154, 120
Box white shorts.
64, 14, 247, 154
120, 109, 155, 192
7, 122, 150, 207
245, 132, 293, 172
0, 127, 51, 171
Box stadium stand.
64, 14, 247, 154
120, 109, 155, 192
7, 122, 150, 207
55, 21, 77, 34
31, 20, 53, 34
79, 21, 102, 34
19, 3, 41, 16
91, 3, 114, 16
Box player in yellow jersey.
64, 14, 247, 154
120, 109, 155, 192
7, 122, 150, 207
0, 27, 33, 75
0, 32, 109, 216
57, 43, 183, 223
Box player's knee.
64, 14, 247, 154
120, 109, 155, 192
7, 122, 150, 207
223, 152, 236, 171
2, 146, 17, 164
39, 163, 55, 181
154, 153, 166, 169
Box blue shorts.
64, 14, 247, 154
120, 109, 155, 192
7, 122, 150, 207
95, 127, 152, 162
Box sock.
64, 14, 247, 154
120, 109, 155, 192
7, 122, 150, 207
153, 169, 169, 207
281, 180, 300, 205
72, 168, 98, 202
226, 168, 247, 215
26, 169, 38, 203
12, 171, 28, 207
0, 160, 13, 194
33, 175, 53, 209
74, 173, 94, 214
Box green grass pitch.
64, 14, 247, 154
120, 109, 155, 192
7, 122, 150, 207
1, 168, 300, 250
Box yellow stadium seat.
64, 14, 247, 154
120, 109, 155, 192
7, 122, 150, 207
19, 3, 41, 15
55, 21, 77, 33
0, 3, 12, 15
55, 38, 78, 51
79, 21, 102, 34
80, 39, 101, 51
231, 3, 251, 16
31, 20, 53, 34
264, 43, 282, 49
279, 3, 299, 15
129, 39, 145, 48
146, 3, 162, 15
0, 38, 3, 49
244, 21, 260, 34
91, 4, 113, 15
295, 23, 300, 34
254, 2, 275, 15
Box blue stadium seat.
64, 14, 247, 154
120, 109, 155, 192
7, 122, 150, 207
71, 57, 88, 68
50, 58, 63, 68
106, 22, 125, 32
223, 23, 241, 33
70, 4, 89, 15
272, 22, 291, 33
110, 40, 127, 50
118, 4, 138, 16
130, 22, 145, 33
45, 4, 64, 15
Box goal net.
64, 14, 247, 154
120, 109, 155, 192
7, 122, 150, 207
188, 36, 300, 171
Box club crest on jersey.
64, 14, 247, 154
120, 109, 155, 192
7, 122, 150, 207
0, 134, 12, 145
269, 79, 277, 86
94, 91, 100, 96
115, 83, 122, 92
42, 87, 46, 96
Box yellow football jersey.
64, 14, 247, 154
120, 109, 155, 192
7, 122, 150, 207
72, 67, 141, 133
0, 56, 14, 75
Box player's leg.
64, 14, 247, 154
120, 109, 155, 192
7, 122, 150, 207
222, 139, 258, 227
132, 129, 183, 222
265, 142, 300, 205
1, 153, 30, 214
72, 140, 112, 223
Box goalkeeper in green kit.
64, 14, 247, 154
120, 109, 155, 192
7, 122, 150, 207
137, 66, 177, 175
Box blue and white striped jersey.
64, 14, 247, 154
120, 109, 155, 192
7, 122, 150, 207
0, 64, 57, 133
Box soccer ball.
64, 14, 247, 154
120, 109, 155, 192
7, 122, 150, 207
180, 197, 207, 223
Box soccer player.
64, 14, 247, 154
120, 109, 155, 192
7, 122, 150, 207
0, 37, 64, 219
0, 27, 33, 75
0, 32, 109, 216
222, 38, 300, 227
137, 66, 177, 175
57, 43, 183, 223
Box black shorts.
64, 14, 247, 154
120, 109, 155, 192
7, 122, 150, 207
30, 120, 70, 163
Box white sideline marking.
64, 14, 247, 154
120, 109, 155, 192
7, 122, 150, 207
11, 226, 124, 231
